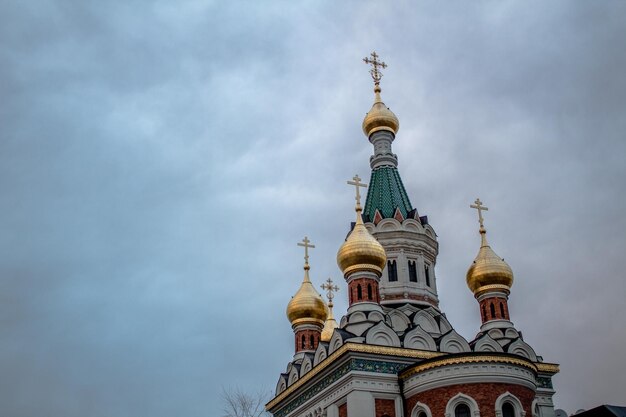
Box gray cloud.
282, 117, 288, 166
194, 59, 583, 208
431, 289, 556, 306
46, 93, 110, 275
0, 1, 625, 416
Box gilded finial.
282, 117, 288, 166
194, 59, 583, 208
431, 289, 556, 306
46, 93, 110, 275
297, 236, 315, 271
347, 174, 367, 212
320, 277, 340, 307
363, 51, 387, 91
470, 198, 489, 233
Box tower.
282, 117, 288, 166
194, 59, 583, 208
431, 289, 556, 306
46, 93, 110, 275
286, 237, 328, 358
361, 52, 440, 308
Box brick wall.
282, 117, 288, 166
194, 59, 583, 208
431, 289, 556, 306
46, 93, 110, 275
376, 398, 396, 417
479, 297, 509, 323
348, 277, 380, 305
339, 403, 347, 417
405, 382, 534, 417
294, 329, 320, 353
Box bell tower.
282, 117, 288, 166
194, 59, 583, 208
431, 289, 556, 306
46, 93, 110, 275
360, 52, 440, 308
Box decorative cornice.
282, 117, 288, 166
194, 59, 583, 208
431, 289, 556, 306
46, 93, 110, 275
400, 354, 537, 380
266, 343, 443, 411
535, 362, 560, 374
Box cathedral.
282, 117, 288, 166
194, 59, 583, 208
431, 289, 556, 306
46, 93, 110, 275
266, 53, 559, 417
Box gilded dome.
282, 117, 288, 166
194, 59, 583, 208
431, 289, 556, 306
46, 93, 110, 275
337, 211, 387, 277
362, 87, 399, 137
466, 230, 514, 295
286, 268, 328, 327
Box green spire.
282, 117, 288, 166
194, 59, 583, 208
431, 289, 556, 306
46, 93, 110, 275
363, 166, 413, 221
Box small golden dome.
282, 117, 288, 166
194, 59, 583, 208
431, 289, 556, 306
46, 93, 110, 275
320, 302, 338, 342
337, 210, 387, 277
466, 230, 514, 296
362, 87, 399, 137
286, 268, 328, 328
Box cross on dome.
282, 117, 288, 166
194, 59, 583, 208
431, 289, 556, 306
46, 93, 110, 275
321, 277, 339, 305
347, 174, 368, 211
363, 51, 387, 86
297, 236, 315, 267
470, 198, 489, 231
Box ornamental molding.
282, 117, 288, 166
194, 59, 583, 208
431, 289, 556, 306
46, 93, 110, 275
535, 362, 560, 374
402, 361, 536, 397
266, 343, 442, 412
399, 354, 537, 380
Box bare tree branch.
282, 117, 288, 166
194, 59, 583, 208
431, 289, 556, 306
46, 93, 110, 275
221, 386, 271, 417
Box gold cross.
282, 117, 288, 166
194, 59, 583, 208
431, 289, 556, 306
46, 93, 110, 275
297, 236, 315, 265
321, 277, 339, 304
470, 198, 489, 229
363, 51, 387, 86
347, 174, 368, 209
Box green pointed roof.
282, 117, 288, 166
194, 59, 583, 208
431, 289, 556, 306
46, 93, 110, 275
364, 166, 414, 221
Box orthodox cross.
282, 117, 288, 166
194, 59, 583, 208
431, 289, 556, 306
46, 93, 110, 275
297, 236, 315, 265
321, 277, 339, 305
363, 51, 387, 86
470, 198, 489, 229
347, 174, 368, 209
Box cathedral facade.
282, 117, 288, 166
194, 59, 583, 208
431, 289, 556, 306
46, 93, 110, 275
266, 54, 559, 417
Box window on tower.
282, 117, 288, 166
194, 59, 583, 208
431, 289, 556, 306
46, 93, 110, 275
424, 264, 431, 286
490, 303, 496, 319
367, 283, 372, 300
500, 302, 505, 319
388, 260, 398, 282
310, 334, 315, 349
408, 260, 417, 282
357, 284, 363, 300
502, 402, 515, 417
455, 404, 471, 417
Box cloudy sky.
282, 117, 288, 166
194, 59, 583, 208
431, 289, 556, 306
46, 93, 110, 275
1, 1, 625, 416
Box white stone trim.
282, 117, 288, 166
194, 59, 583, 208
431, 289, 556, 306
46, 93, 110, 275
403, 362, 536, 398
495, 392, 526, 417
445, 393, 480, 417
411, 402, 433, 417
439, 330, 471, 353
365, 321, 401, 347
404, 325, 437, 351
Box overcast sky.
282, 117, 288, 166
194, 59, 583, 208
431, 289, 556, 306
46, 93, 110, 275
1, 1, 625, 416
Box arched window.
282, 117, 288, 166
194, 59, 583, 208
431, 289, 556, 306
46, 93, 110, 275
490, 303, 496, 319
408, 260, 418, 282
357, 284, 362, 300
301, 335, 305, 349
455, 404, 471, 417
418, 412, 428, 417
367, 284, 373, 300
482, 304, 487, 321
388, 260, 398, 282
500, 302, 505, 319
424, 264, 431, 286
310, 334, 315, 349
503, 403, 515, 417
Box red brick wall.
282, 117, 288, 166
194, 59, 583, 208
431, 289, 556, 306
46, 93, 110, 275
348, 277, 380, 305
339, 403, 347, 417
294, 329, 320, 353
479, 297, 509, 323
405, 382, 534, 417
376, 398, 396, 417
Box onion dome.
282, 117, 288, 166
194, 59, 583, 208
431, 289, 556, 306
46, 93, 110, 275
466, 227, 514, 296
286, 266, 328, 328
362, 86, 399, 137
320, 302, 338, 342
337, 205, 387, 277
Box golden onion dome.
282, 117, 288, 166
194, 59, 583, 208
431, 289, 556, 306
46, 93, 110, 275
320, 302, 338, 342
337, 209, 387, 277
466, 229, 514, 296
362, 86, 399, 137
286, 267, 328, 328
